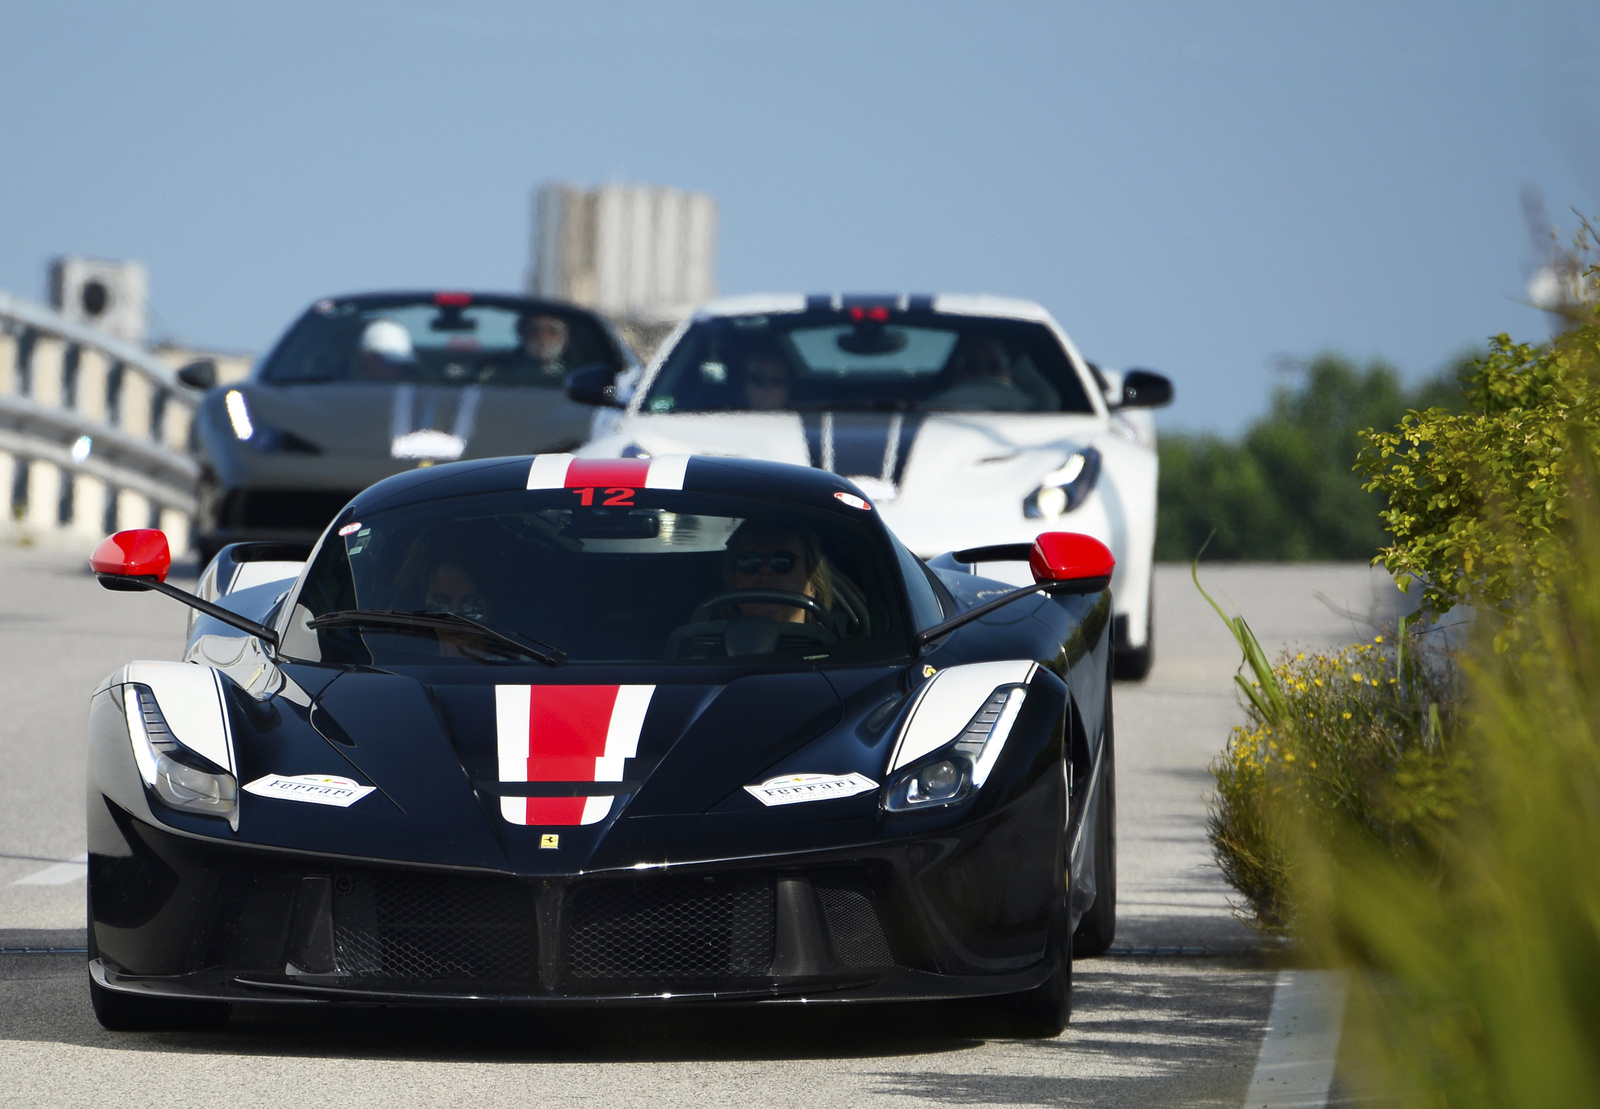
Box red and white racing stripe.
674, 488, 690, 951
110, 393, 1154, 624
525, 453, 689, 492
494, 684, 655, 826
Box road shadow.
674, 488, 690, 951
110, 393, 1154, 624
2, 952, 1274, 1087
866, 962, 1277, 1106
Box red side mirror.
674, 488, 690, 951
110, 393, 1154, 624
1029, 532, 1115, 590
90, 529, 172, 585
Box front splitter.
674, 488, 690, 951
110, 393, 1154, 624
91, 958, 1050, 1009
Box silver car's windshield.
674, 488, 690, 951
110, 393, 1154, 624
258, 296, 621, 386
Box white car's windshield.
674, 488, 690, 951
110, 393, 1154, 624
643, 309, 1095, 415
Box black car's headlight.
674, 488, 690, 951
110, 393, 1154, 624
223, 390, 320, 454
883, 684, 1028, 812
1023, 447, 1101, 518
122, 683, 239, 829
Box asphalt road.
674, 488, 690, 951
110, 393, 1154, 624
0, 546, 1408, 1107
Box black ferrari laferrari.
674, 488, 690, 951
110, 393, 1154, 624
85, 454, 1116, 1035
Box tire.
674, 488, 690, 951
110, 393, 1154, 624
88, 975, 230, 1032
987, 814, 1074, 1038
1113, 588, 1154, 682
1000, 912, 1073, 1037
87, 901, 229, 1032
1072, 674, 1117, 956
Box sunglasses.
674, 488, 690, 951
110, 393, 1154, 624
734, 550, 801, 575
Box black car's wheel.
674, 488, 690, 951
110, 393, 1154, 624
87, 894, 229, 1032
1073, 678, 1117, 956
1000, 907, 1073, 1037
986, 811, 1073, 1038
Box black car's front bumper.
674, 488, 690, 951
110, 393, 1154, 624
89, 780, 1064, 1009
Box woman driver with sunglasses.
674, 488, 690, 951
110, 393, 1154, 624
721, 520, 836, 624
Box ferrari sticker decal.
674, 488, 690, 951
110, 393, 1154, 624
540, 834, 560, 849
525, 453, 689, 493
744, 772, 878, 807
495, 684, 655, 826
242, 773, 375, 808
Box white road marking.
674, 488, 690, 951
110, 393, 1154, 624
13, 854, 88, 885
1243, 970, 1351, 1108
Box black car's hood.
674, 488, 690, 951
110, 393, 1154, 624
225, 665, 906, 875
223, 381, 594, 460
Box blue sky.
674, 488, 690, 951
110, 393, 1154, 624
2, 1, 1596, 432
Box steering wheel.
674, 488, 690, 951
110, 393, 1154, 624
689, 589, 827, 624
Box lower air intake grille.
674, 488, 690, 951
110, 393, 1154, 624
332, 871, 538, 981
818, 880, 894, 967
563, 875, 775, 982
209, 870, 300, 971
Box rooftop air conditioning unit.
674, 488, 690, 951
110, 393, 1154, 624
49, 256, 149, 344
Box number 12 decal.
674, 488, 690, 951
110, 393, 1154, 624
571, 487, 636, 506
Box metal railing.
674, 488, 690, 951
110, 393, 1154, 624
0, 291, 199, 549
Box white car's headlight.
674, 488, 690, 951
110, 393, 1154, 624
1024, 447, 1101, 518
883, 685, 1028, 812
123, 684, 239, 829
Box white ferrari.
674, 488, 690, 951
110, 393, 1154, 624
569, 293, 1172, 679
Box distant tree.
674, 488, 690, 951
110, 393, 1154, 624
1156, 354, 1465, 561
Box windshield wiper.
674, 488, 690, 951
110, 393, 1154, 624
306, 609, 566, 667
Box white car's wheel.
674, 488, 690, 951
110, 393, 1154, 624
1113, 581, 1154, 682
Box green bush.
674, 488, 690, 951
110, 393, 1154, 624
1360, 324, 1600, 623
1157, 354, 1463, 561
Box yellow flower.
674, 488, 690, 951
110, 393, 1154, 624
1297, 652, 1305, 661
1342, 711, 1352, 719
1352, 672, 1364, 683
1314, 679, 1324, 687
1283, 751, 1296, 762
1309, 759, 1317, 769
1374, 635, 1384, 643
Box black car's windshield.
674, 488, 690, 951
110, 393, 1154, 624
642, 309, 1095, 415
285, 488, 908, 667
258, 296, 621, 386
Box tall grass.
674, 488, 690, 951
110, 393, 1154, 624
1295, 486, 1600, 1107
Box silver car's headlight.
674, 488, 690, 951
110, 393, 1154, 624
222, 390, 319, 454
123, 684, 239, 829
883, 684, 1028, 812
1024, 447, 1101, 518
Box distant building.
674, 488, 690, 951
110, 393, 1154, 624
50, 257, 148, 344
48, 257, 252, 384
529, 182, 717, 359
